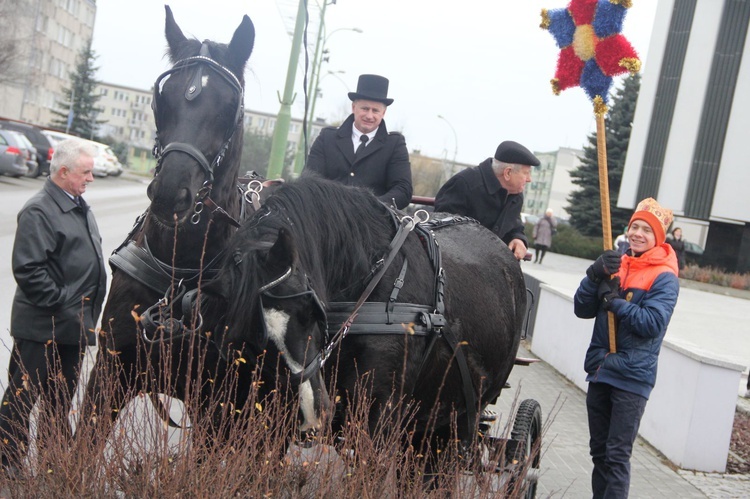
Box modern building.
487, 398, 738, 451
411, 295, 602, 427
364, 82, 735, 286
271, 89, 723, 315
0, 0, 96, 127
524, 147, 583, 220
620, 0, 750, 272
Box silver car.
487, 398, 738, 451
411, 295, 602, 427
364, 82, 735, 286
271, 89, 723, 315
0, 130, 30, 177
9, 131, 40, 177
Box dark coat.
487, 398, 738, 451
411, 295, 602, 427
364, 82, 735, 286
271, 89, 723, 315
11, 179, 106, 345
666, 236, 686, 269
305, 114, 413, 209
434, 158, 527, 247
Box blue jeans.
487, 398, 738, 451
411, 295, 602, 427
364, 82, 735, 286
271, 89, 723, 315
586, 382, 648, 499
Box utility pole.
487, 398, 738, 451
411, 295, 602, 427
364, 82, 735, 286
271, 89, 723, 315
292, 0, 329, 176
267, 0, 307, 179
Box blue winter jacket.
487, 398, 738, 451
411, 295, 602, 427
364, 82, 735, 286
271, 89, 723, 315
574, 244, 680, 398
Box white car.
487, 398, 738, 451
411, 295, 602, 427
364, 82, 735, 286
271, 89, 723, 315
41, 131, 111, 177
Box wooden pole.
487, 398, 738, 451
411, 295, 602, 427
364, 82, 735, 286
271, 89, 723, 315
595, 107, 617, 354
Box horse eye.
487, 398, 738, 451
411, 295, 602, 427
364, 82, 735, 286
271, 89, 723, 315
233, 250, 243, 266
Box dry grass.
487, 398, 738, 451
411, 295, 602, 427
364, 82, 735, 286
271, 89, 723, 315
0, 343, 542, 498
680, 265, 750, 291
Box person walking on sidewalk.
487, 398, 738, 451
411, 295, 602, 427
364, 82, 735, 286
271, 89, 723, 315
533, 208, 557, 263
574, 197, 680, 498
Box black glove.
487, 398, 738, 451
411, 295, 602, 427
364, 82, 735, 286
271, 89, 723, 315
597, 277, 621, 310
587, 250, 622, 283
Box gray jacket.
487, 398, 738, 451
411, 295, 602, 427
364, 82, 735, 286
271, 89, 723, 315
11, 179, 106, 345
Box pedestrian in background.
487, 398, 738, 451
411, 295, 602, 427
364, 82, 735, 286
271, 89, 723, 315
0, 139, 106, 475
434, 140, 540, 260
533, 208, 557, 264
574, 197, 679, 498
666, 227, 686, 271
615, 226, 629, 255
305, 74, 413, 209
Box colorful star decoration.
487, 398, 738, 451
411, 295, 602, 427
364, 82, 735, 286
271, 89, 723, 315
541, 0, 641, 113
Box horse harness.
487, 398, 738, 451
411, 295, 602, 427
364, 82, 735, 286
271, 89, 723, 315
151, 42, 245, 226
109, 174, 273, 346
258, 208, 482, 436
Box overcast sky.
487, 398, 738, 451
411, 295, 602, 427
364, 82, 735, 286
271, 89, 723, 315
91, 0, 657, 165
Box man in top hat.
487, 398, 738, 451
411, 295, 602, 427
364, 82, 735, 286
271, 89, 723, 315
434, 140, 540, 260
574, 197, 679, 498
305, 74, 412, 209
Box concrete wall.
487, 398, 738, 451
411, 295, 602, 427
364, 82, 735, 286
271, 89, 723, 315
529, 282, 744, 473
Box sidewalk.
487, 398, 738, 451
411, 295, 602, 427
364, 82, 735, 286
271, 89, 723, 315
489, 345, 711, 498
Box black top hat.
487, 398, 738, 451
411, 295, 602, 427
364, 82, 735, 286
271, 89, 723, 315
348, 74, 394, 106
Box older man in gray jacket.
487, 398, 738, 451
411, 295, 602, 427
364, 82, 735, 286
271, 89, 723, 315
0, 138, 106, 474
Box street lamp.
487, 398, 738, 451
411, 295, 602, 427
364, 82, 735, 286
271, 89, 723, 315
437, 114, 458, 180
292, 25, 362, 175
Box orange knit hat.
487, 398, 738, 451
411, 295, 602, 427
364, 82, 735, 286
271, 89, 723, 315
629, 198, 673, 245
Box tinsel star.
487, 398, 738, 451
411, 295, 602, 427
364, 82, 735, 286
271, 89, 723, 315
541, 0, 640, 109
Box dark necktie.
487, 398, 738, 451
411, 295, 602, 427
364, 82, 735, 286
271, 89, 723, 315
356, 134, 368, 156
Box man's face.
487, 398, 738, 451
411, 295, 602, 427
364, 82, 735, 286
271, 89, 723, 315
497, 164, 532, 194
627, 220, 657, 253
352, 99, 386, 134
59, 155, 95, 197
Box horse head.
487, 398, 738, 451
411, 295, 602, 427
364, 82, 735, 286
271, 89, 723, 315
214, 225, 332, 435
147, 5, 254, 227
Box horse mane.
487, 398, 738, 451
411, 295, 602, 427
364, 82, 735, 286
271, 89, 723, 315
224, 175, 396, 337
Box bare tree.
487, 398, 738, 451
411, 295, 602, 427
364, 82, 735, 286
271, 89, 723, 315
0, 0, 34, 86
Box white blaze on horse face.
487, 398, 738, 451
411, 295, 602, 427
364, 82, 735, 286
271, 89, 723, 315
263, 308, 322, 431
202, 75, 209, 88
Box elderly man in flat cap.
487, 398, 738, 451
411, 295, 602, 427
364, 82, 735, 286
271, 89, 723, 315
434, 140, 539, 260
304, 74, 413, 209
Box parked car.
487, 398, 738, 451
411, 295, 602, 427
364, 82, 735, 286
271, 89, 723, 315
91, 142, 123, 176
684, 241, 704, 266
0, 130, 30, 177
0, 120, 54, 177
41, 130, 109, 177
9, 131, 40, 177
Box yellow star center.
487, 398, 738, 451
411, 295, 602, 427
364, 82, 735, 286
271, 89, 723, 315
573, 24, 598, 61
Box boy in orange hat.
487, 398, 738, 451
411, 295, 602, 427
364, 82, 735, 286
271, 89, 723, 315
574, 198, 680, 498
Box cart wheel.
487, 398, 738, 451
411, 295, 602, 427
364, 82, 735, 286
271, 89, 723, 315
506, 398, 542, 498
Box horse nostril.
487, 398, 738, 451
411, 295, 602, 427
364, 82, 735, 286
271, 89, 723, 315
173, 188, 193, 213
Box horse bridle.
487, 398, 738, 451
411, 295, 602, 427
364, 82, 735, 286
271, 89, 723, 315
151, 42, 245, 225
250, 210, 427, 386
252, 268, 330, 387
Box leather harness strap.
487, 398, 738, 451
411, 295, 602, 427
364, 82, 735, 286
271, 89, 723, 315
328, 214, 480, 438
109, 237, 222, 296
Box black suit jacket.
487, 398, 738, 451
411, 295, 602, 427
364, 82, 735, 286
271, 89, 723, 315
434, 158, 527, 247
304, 114, 413, 208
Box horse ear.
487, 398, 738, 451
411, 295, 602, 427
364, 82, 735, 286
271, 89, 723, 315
164, 5, 188, 63
226, 15, 255, 74
266, 228, 298, 275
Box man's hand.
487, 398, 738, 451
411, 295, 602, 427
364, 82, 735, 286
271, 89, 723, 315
597, 277, 621, 310
507, 239, 527, 260
587, 250, 622, 283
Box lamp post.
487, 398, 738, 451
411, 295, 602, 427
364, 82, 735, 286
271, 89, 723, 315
437, 114, 458, 181
267, 0, 307, 179
292, 26, 362, 176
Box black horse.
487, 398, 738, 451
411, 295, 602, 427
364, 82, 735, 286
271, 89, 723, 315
79, 6, 257, 448
205, 175, 527, 458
